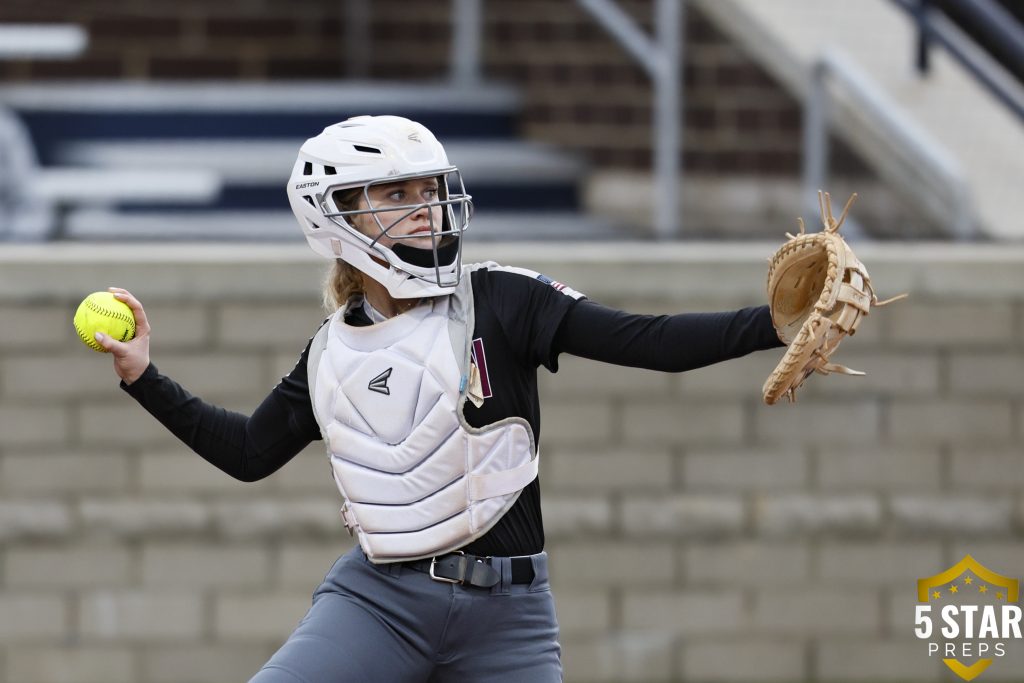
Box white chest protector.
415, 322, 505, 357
307, 265, 538, 563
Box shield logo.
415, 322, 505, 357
917, 555, 1020, 681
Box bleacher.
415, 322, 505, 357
2, 1, 1023, 242
1, 80, 627, 242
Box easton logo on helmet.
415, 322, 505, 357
368, 368, 393, 395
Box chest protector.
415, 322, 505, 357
307, 265, 538, 563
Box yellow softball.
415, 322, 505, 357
73, 292, 136, 353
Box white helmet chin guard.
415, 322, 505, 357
287, 115, 474, 299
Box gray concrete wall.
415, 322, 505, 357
0, 242, 1022, 683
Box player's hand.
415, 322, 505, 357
94, 286, 152, 385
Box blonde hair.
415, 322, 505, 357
322, 258, 365, 312
321, 187, 367, 312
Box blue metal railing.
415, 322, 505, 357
893, 0, 1024, 121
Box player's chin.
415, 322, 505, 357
397, 235, 440, 251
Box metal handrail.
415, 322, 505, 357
802, 49, 974, 239
450, 0, 484, 85
893, 0, 1024, 122
577, 0, 682, 240
447, 0, 684, 239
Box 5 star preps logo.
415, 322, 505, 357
915, 555, 1022, 681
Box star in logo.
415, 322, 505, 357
916, 555, 1021, 681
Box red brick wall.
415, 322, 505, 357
0, 0, 868, 176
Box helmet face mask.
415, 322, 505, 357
321, 168, 472, 289
287, 115, 474, 299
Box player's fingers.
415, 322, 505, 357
107, 287, 151, 335
93, 330, 130, 356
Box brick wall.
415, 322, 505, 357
0, 0, 873, 179
0, 242, 1022, 682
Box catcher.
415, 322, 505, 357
94, 115, 886, 682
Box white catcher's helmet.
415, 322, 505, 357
287, 115, 473, 299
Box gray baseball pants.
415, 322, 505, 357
248, 547, 562, 682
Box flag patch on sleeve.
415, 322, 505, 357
488, 265, 585, 300
533, 272, 584, 299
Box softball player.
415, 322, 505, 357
99, 115, 783, 682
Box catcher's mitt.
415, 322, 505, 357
762, 192, 906, 405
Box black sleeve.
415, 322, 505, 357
474, 268, 584, 372
119, 333, 323, 482
553, 300, 784, 372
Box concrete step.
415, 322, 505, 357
62, 209, 631, 242
57, 139, 583, 185
1, 80, 612, 238
694, 0, 1024, 239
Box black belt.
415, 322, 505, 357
404, 551, 535, 588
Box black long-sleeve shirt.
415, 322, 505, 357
122, 265, 783, 556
